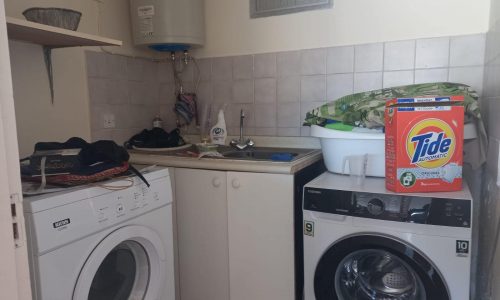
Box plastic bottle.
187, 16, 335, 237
210, 109, 227, 145
152, 115, 163, 128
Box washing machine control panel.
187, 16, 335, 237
303, 188, 471, 228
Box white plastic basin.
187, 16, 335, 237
311, 123, 478, 178
311, 125, 386, 177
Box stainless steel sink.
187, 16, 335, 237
218, 147, 317, 162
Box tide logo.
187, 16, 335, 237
406, 119, 455, 169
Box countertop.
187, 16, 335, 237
129, 145, 323, 175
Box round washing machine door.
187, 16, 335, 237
314, 235, 449, 300
73, 225, 167, 300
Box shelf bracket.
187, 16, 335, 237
42, 46, 54, 104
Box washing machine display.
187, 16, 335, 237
302, 173, 473, 300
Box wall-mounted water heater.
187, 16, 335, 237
130, 0, 205, 52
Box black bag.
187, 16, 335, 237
21, 137, 149, 186
125, 128, 185, 149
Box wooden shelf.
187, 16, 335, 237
6, 17, 122, 48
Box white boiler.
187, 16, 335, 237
130, 0, 205, 51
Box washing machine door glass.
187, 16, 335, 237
334, 249, 425, 300
88, 240, 148, 300
314, 235, 449, 300
73, 225, 167, 300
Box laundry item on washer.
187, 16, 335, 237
175, 92, 199, 125
303, 82, 487, 169
20, 137, 148, 188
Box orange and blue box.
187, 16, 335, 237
385, 96, 464, 193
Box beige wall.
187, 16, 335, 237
195, 0, 490, 58
6, 0, 157, 157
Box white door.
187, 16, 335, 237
0, 0, 32, 299
227, 172, 295, 300
175, 168, 229, 300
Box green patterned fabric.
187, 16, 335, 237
303, 82, 480, 128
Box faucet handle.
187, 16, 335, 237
240, 109, 245, 118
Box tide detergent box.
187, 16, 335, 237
385, 96, 464, 193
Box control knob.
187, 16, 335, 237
367, 198, 385, 216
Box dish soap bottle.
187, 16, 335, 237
152, 115, 163, 128
210, 109, 227, 145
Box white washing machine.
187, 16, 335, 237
303, 172, 472, 300
24, 167, 175, 300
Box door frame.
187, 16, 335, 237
0, 0, 32, 299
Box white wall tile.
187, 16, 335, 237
277, 127, 300, 137
487, 97, 500, 140
277, 103, 300, 127
414, 68, 449, 84
327, 46, 354, 74
254, 53, 277, 78
232, 79, 254, 103
301, 75, 326, 102
277, 76, 300, 102
254, 104, 277, 127
354, 72, 383, 92
127, 57, 144, 81
159, 83, 176, 102
160, 104, 178, 129
277, 51, 301, 77
106, 54, 127, 80
88, 78, 108, 104
196, 58, 212, 81
301, 48, 327, 75
415, 37, 450, 68
450, 34, 486, 67
107, 79, 129, 105
354, 43, 383, 72
327, 73, 354, 100
86, 51, 105, 78
449, 66, 484, 95
233, 55, 254, 80
196, 82, 212, 104
383, 70, 414, 88
254, 127, 277, 136
212, 80, 233, 103
212, 57, 233, 80
158, 62, 175, 83
143, 60, 159, 83
255, 78, 277, 103
384, 40, 415, 71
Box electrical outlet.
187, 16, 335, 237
103, 113, 115, 129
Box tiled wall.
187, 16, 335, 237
87, 33, 486, 143
86, 51, 178, 144
477, 12, 500, 300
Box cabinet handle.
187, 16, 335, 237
212, 177, 222, 188
232, 178, 240, 189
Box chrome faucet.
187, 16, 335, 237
230, 109, 255, 150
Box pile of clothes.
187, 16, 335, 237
303, 82, 487, 169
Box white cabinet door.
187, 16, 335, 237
227, 172, 295, 300
175, 168, 229, 300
